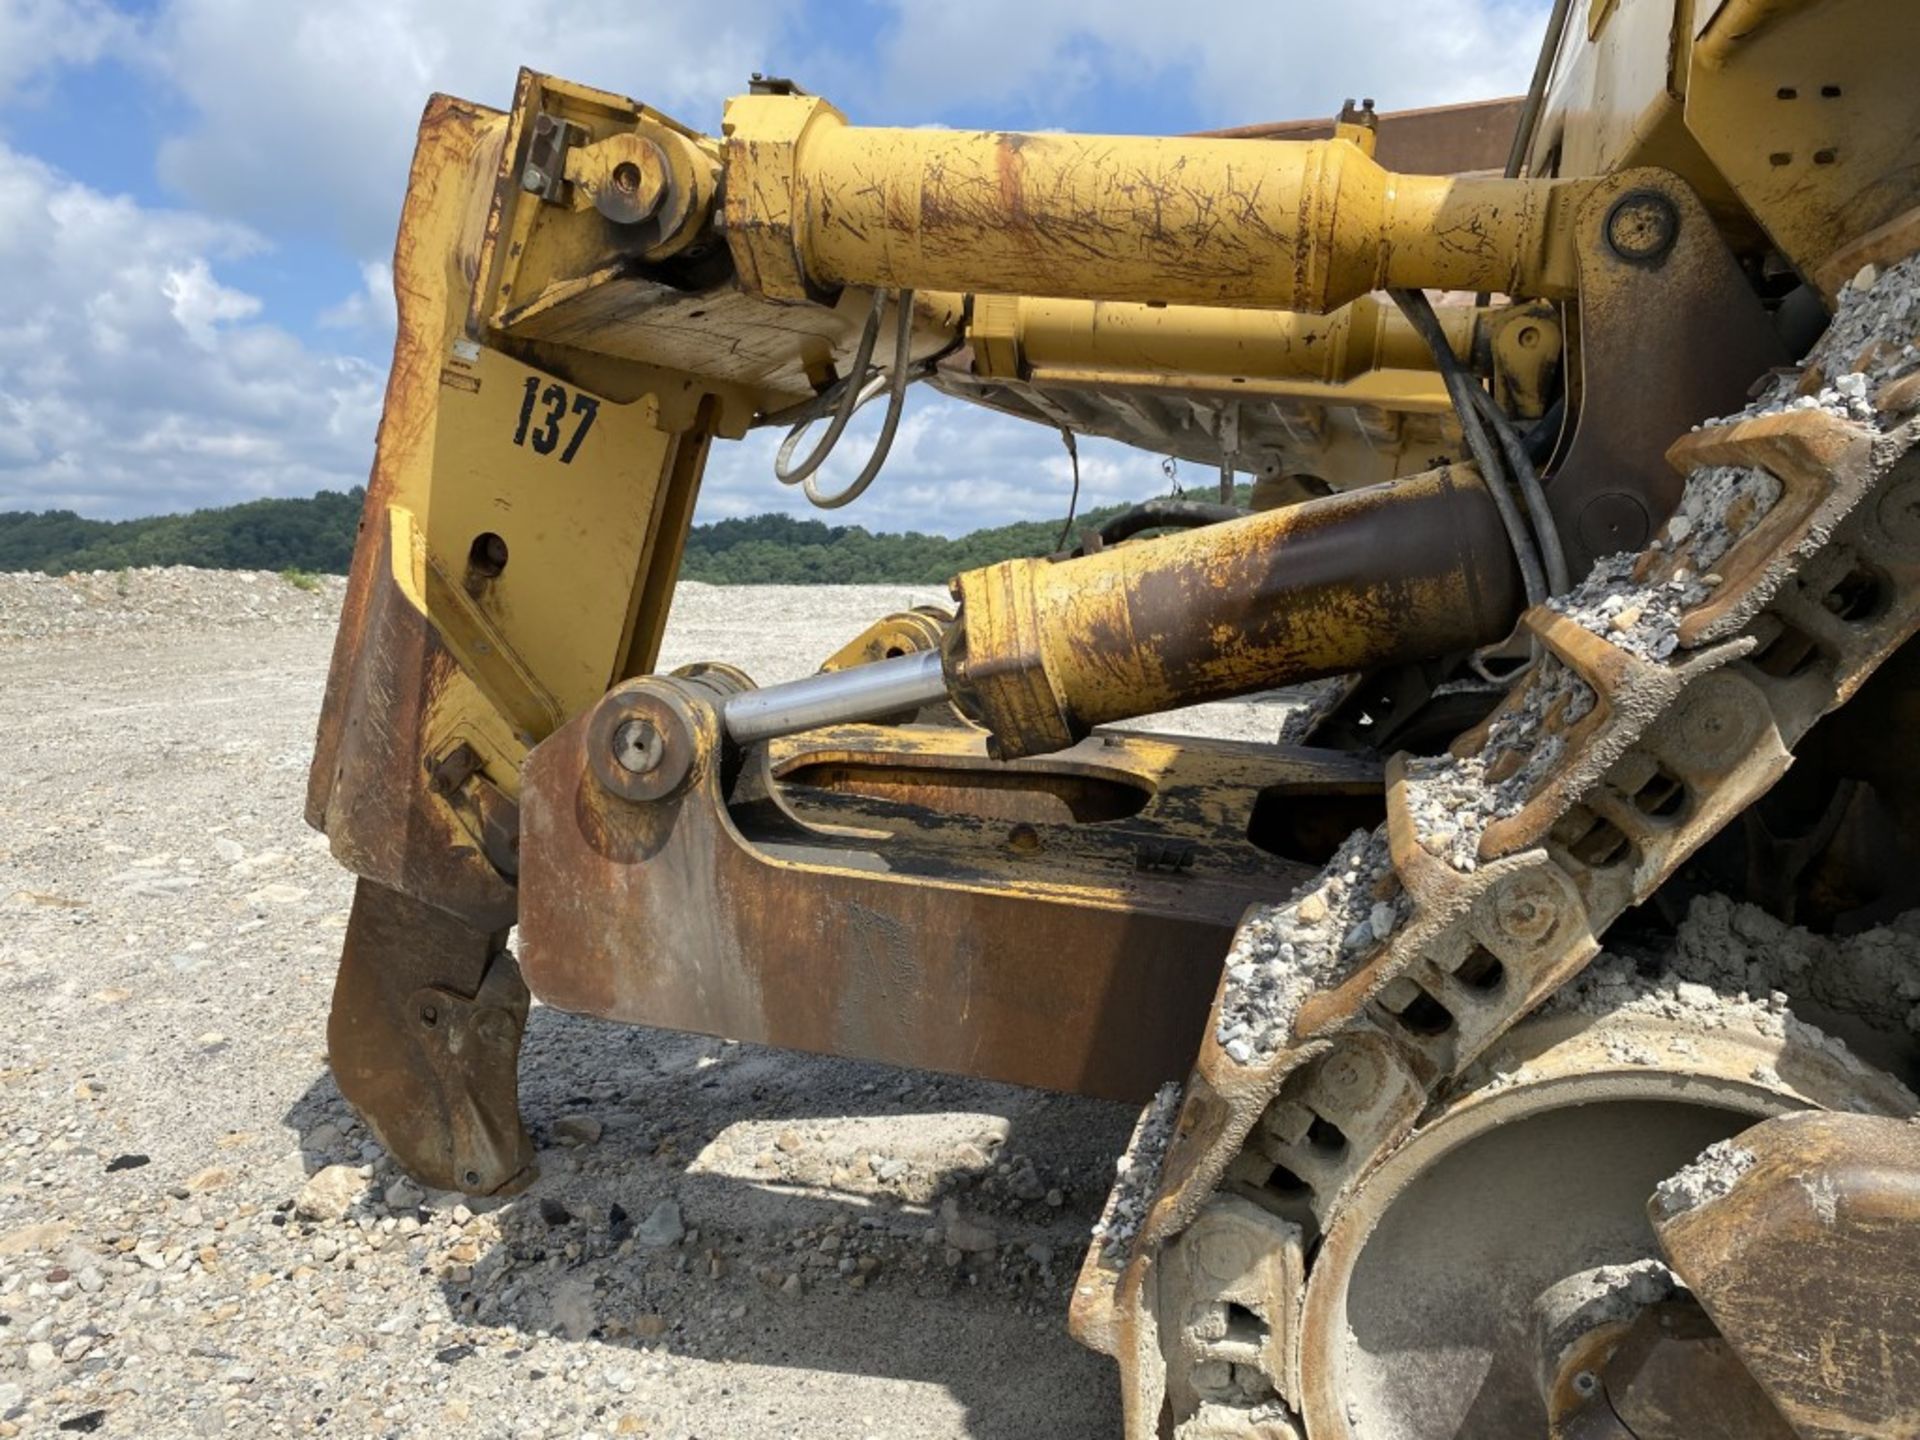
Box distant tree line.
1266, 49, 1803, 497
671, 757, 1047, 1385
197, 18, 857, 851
2, 484, 1251, 582
679, 508, 1124, 584
0, 489, 366, 575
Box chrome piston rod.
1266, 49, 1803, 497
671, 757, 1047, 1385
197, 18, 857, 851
720, 648, 949, 745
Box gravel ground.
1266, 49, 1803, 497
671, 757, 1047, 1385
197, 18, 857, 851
0, 570, 1280, 1440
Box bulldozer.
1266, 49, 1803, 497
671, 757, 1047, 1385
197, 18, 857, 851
306, 0, 1920, 1434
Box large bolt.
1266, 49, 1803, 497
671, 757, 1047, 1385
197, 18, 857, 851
587, 685, 703, 803
1488, 870, 1569, 948
1604, 190, 1680, 265
591, 137, 671, 227
612, 717, 665, 776
1192, 1226, 1256, 1284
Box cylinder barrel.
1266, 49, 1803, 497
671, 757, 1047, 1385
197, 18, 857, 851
722, 94, 1576, 313
965, 293, 1474, 385
946, 466, 1524, 758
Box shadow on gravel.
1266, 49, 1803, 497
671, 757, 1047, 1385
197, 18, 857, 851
284, 1005, 1133, 1438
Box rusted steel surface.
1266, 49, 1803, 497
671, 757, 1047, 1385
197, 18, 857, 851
329, 879, 534, 1196
306, 523, 518, 930
518, 685, 1380, 1104
1552, 1301, 1798, 1439
308, 94, 500, 849
1654, 1111, 1920, 1440
1199, 96, 1527, 175
1546, 171, 1789, 574
947, 464, 1525, 758
1600, 1304, 1798, 1440
1080, 394, 1920, 1435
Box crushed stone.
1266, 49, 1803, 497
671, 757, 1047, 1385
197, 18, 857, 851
1214, 830, 1405, 1063
1516, 901, 1920, 1113
1091, 1083, 1182, 1266
1175, 1399, 1301, 1438
1399, 249, 1920, 875
0, 579, 1178, 1440
1650, 1139, 1757, 1220
1554, 254, 1920, 665
1274, 676, 1353, 745
0, 567, 348, 644
1550, 463, 1782, 662
1401, 656, 1596, 871
1737, 252, 1920, 424
1665, 893, 1920, 1041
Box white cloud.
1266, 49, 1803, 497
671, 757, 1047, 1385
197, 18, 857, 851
318, 260, 397, 337
2, 0, 1552, 528
699, 390, 1177, 536
0, 132, 1122, 531
162, 257, 262, 348
0, 143, 383, 518
131, 0, 1547, 261
859, 0, 1549, 126
0, 0, 128, 104
145, 0, 793, 257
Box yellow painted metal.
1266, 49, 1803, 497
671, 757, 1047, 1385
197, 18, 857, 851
1529, 0, 1756, 242
1684, 0, 1920, 276
319, 90, 726, 815
1534, 0, 1913, 280
1333, 117, 1379, 158
964, 295, 1469, 386
1028, 366, 1458, 416
1489, 303, 1564, 419
944, 466, 1522, 758
419, 346, 708, 734
469, 74, 1564, 474
818, 608, 952, 675
721, 92, 1586, 313
949, 295, 1559, 496
477, 70, 720, 309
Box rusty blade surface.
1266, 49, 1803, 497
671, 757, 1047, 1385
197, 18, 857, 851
328, 879, 535, 1196
518, 699, 1373, 1103
1654, 1111, 1920, 1440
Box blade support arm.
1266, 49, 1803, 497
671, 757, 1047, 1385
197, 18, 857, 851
721, 92, 1584, 314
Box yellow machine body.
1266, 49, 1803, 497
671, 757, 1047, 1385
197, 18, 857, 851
306, 2, 1920, 1435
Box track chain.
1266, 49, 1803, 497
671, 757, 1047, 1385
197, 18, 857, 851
1072, 240, 1920, 1438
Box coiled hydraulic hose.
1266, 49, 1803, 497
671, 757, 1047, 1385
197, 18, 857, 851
773, 288, 919, 510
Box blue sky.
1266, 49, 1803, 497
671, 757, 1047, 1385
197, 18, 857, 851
0, 0, 1548, 532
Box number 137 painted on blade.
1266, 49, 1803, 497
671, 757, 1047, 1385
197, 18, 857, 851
511, 377, 599, 463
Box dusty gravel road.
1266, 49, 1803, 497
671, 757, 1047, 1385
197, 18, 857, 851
0, 571, 1287, 1440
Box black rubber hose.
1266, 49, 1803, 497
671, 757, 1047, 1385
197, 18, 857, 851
1470, 383, 1571, 594
1098, 499, 1244, 546
1389, 288, 1549, 608
1522, 395, 1566, 466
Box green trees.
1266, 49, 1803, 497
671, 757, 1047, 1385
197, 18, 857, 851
678, 504, 1141, 583
2, 485, 1251, 581
0, 490, 365, 574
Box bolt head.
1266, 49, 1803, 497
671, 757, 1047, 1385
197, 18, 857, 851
612, 717, 665, 776
1604, 190, 1680, 264
1491, 871, 1566, 947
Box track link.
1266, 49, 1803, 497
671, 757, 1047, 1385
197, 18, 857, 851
1073, 239, 1920, 1438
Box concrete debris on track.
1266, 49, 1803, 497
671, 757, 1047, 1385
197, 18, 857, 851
1214, 829, 1405, 1064
1650, 1140, 1757, 1220
0, 568, 1284, 1440
1088, 1083, 1182, 1267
